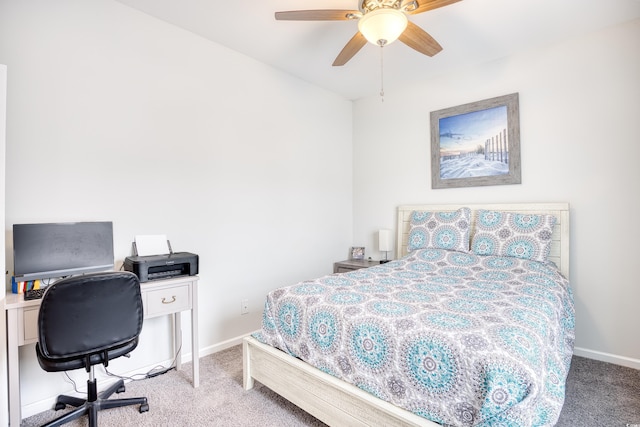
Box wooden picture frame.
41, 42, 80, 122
430, 93, 521, 189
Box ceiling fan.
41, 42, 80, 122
275, 0, 462, 66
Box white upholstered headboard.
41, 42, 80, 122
396, 203, 570, 279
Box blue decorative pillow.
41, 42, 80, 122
407, 208, 471, 253
471, 210, 556, 262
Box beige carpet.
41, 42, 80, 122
23, 345, 327, 427
23, 345, 640, 426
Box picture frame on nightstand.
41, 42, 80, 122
350, 247, 365, 260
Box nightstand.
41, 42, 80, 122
333, 259, 379, 273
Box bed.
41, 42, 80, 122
243, 202, 573, 426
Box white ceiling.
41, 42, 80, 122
114, 0, 640, 100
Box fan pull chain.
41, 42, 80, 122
379, 45, 385, 102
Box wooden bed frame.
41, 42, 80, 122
243, 202, 570, 427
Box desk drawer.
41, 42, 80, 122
145, 285, 190, 317
22, 307, 39, 344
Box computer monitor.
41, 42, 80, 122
13, 221, 114, 282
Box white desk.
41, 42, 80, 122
4, 275, 199, 427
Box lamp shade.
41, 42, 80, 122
378, 229, 392, 252
358, 8, 408, 46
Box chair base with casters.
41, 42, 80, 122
44, 366, 149, 427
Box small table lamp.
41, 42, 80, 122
378, 229, 392, 264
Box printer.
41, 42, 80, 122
124, 252, 198, 282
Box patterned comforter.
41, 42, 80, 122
255, 249, 575, 426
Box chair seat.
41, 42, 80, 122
36, 337, 139, 373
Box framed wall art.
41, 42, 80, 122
430, 93, 521, 189
350, 247, 365, 260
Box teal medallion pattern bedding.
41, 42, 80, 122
471, 210, 557, 263
407, 208, 472, 253
255, 249, 574, 426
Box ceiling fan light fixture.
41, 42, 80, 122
358, 8, 408, 46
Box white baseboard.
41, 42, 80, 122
574, 346, 640, 370
197, 331, 258, 359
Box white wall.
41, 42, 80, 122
352, 19, 640, 367
0, 0, 353, 418
1, 0, 638, 422
1, 63, 9, 427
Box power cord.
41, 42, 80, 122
62, 371, 81, 394
104, 332, 183, 381
145, 365, 176, 378
62, 326, 185, 384
143, 333, 183, 379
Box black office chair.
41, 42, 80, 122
36, 271, 149, 427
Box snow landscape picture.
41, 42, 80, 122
438, 105, 509, 180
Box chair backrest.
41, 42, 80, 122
37, 271, 143, 361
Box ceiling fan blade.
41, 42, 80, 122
333, 32, 367, 66
398, 21, 443, 57
404, 0, 462, 15
275, 10, 360, 21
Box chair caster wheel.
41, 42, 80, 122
139, 403, 149, 413
54, 402, 66, 411
116, 385, 126, 393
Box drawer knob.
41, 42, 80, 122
162, 296, 177, 304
